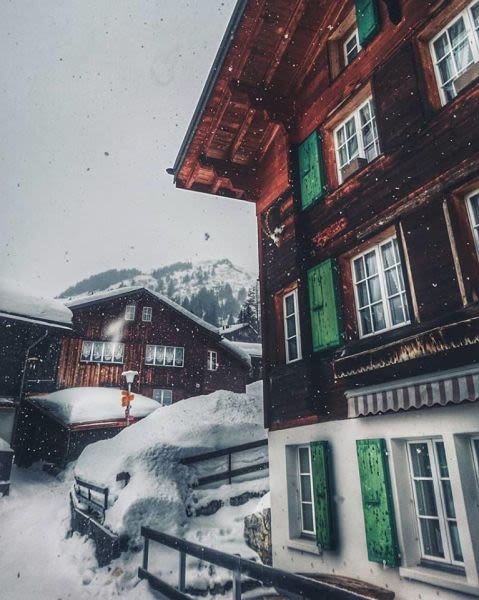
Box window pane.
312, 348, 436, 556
337, 125, 346, 146
286, 314, 297, 338
371, 302, 386, 331
92, 342, 103, 361
367, 275, 382, 303
359, 102, 371, 125
300, 475, 312, 502
345, 117, 356, 139
452, 38, 473, 73
175, 347, 184, 366
381, 241, 395, 268
165, 347, 175, 366
81, 341, 92, 360
410, 443, 432, 477
288, 338, 298, 362
302, 503, 314, 532
437, 55, 454, 85
364, 251, 378, 276
441, 480, 456, 519
472, 3, 479, 30
448, 16, 467, 48
389, 295, 406, 325
354, 257, 365, 281
434, 32, 450, 61
347, 134, 359, 159
113, 343, 124, 362
360, 308, 373, 335
470, 194, 479, 224
357, 281, 369, 308
449, 522, 464, 562
145, 345, 155, 365
103, 342, 113, 362
415, 480, 438, 516
420, 518, 445, 558
385, 269, 400, 295
285, 294, 295, 317
299, 447, 310, 473
155, 346, 165, 365
435, 441, 449, 478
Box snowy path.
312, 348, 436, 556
0, 465, 154, 600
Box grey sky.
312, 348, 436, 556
0, 0, 258, 297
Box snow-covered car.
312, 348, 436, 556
70, 382, 269, 577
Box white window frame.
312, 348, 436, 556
283, 289, 302, 364
125, 304, 136, 321
145, 344, 184, 368
343, 28, 361, 66
80, 340, 125, 364
207, 350, 218, 371
297, 446, 316, 536
351, 235, 410, 338
153, 388, 173, 406
407, 439, 464, 567
334, 97, 380, 183
466, 189, 479, 256
142, 306, 153, 322
471, 436, 479, 485
430, 1, 479, 105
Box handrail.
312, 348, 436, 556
139, 527, 372, 600
74, 476, 109, 514
181, 439, 267, 465
181, 438, 268, 487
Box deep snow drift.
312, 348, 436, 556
74, 382, 265, 543
30, 387, 159, 425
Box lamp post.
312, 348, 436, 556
121, 370, 138, 427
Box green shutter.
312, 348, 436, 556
310, 441, 335, 550
356, 439, 399, 567
307, 259, 343, 351
355, 0, 381, 46
298, 131, 326, 210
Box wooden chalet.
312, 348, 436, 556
0, 280, 73, 445
171, 1, 479, 597
219, 322, 260, 342
57, 287, 250, 403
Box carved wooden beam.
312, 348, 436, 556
198, 154, 259, 199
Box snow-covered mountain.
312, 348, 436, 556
59, 259, 257, 326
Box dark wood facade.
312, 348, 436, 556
57, 288, 249, 401
172, 0, 479, 430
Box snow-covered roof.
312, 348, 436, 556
0, 279, 72, 327
29, 387, 159, 426
0, 437, 12, 452
66, 286, 251, 368
230, 341, 262, 358
218, 323, 248, 334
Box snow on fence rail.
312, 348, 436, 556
73, 477, 109, 519
138, 527, 370, 600
181, 439, 268, 487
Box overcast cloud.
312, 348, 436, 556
0, 0, 258, 297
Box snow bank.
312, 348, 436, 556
0, 278, 72, 325
0, 437, 12, 452
74, 382, 265, 542
30, 387, 159, 425
231, 341, 262, 357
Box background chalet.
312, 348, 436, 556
0, 279, 73, 445
172, 0, 479, 598
57, 287, 250, 404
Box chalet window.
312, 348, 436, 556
152, 388, 173, 406
80, 340, 124, 364
283, 289, 302, 363
207, 350, 218, 371
125, 304, 136, 321
466, 189, 479, 255
298, 446, 316, 535
407, 440, 464, 566
430, 1, 479, 105
334, 97, 380, 183
142, 306, 152, 322
344, 28, 361, 65
351, 236, 409, 337
145, 344, 184, 367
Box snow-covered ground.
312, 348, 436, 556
0, 383, 270, 599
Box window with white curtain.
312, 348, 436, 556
145, 345, 184, 367
430, 1, 479, 104
80, 340, 124, 364
351, 236, 409, 337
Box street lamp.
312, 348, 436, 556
121, 370, 138, 427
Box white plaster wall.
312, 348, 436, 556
268, 402, 479, 600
